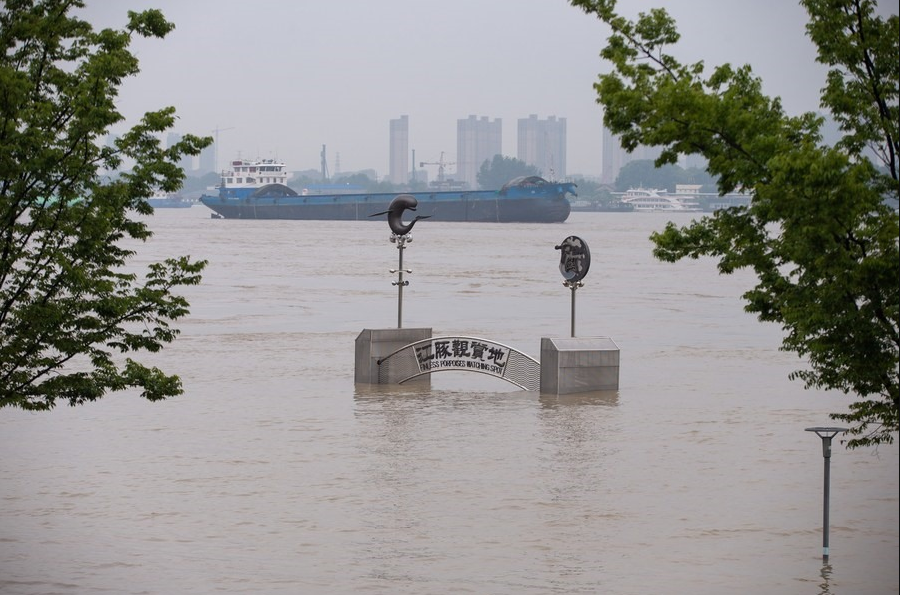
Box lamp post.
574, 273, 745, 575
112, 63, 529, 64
805, 426, 847, 562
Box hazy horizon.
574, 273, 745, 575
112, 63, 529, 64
81, 0, 897, 178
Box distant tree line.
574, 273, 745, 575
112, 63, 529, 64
177, 156, 717, 198
613, 160, 717, 192
180, 155, 545, 194
476, 155, 540, 189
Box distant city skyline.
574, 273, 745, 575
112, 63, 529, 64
85, 1, 896, 180
166, 115, 696, 189
457, 115, 501, 188
169, 111, 582, 182
216, 112, 574, 186
79, 0, 884, 178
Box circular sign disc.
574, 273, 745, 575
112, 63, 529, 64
554, 235, 591, 282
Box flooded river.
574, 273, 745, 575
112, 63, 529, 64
2, 207, 897, 594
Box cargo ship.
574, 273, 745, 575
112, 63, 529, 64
148, 190, 192, 208
199, 159, 575, 223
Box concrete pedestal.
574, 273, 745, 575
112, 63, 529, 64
355, 328, 432, 385
540, 336, 619, 394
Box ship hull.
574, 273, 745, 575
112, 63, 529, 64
201, 194, 570, 223
200, 178, 575, 223
148, 198, 192, 209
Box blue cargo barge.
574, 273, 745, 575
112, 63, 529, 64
200, 167, 575, 223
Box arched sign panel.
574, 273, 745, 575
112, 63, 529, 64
377, 336, 540, 390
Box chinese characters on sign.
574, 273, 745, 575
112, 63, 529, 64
554, 235, 591, 283
415, 338, 510, 376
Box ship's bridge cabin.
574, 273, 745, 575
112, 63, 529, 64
220, 158, 288, 187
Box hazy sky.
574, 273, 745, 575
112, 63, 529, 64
81, 0, 897, 178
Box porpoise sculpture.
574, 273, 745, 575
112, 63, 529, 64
369, 194, 431, 236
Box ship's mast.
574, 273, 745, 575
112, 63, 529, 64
321, 144, 329, 182
212, 125, 234, 174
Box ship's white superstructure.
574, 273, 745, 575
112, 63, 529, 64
618, 187, 702, 212
219, 158, 288, 191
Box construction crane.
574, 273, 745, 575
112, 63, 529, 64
419, 151, 455, 185
212, 125, 235, 174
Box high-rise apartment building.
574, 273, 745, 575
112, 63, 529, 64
600, 125, 661, 186
166, 132, 193, 173
389, 115, 409, 185
517, 115, 566, 180
456, 115, 501, 189
600, 126, 623, 185
198, 143, 215, 175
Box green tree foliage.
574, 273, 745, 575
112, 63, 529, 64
571, 0, 899, 447
571, 177, 602, 199
567, 178, 619, 208
287, 174, 318, 193
332, 172, 372, 188
683, 167, 718, 193
476, 155, 540, 189
615, 159, 679, 191
0, 1, 212, 410
332, 172, 399, 193
366, 179, 399, 193
286, 171, 399, 194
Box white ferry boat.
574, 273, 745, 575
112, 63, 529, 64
618, 187, 702, 212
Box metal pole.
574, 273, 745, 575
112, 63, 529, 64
564, 281, 583, 338
398, 241, 404, 328
570, 283, 576, 337
390, 235, 410, 329
822, 448, 831, 560
805, 427, 847, 562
